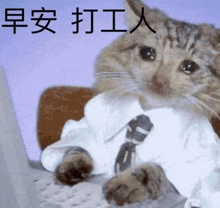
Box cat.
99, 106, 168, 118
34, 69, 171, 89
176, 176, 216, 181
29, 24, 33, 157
54, 0, 220, 206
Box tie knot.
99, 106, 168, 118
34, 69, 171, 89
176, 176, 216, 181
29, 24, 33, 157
126, 114, 153, 144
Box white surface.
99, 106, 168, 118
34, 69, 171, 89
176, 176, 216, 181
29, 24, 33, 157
0, 0, 220, 161
32, 168, 109, 208
32, 166, 186, 208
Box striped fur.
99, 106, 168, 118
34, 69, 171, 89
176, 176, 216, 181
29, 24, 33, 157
94, 0, 220, 119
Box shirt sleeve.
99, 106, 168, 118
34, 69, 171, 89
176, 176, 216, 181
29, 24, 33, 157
41, 117, 95, 172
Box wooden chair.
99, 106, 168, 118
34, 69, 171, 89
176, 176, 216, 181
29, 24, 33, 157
37, 86, 220, 150
37, 87, 94, 149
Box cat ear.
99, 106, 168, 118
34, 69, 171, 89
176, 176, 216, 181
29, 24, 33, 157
124, 0, 168, 29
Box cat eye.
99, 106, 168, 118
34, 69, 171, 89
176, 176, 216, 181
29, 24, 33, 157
140, 47, 156, 61
179, 60, 199, 74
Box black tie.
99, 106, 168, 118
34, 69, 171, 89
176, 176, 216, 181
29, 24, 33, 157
114, 114, 153, 174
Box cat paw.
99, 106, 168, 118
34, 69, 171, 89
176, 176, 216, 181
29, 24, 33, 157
55, 149, 93, 186
103, 163, 166, 206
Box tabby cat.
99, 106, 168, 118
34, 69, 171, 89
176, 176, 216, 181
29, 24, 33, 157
54, 0, 220, 206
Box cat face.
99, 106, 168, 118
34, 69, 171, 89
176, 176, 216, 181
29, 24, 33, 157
94, 0, 220, 118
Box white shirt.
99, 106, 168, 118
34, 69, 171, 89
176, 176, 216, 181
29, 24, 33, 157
41, 93, 220, 207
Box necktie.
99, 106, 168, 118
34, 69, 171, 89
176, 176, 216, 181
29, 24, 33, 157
114, 114, 153, 174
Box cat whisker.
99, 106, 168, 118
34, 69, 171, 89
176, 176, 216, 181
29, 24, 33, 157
210, 92, 220, 98
186, 95, 220, 119
183, 94, 204, 112
95, 72, 134, 78
203, 94, 220, 103
110, 83, 140, 97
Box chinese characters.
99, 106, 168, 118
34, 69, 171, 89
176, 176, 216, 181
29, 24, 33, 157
1, 7, 156, 34
2, 8, 28, 34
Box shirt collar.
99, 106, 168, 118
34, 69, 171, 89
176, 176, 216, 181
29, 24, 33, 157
84, 93, 145, 141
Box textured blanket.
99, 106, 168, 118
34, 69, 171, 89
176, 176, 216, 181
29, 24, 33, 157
31, 162, 186, 208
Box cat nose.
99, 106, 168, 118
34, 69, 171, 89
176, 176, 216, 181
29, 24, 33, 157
151, 74, 170, 94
